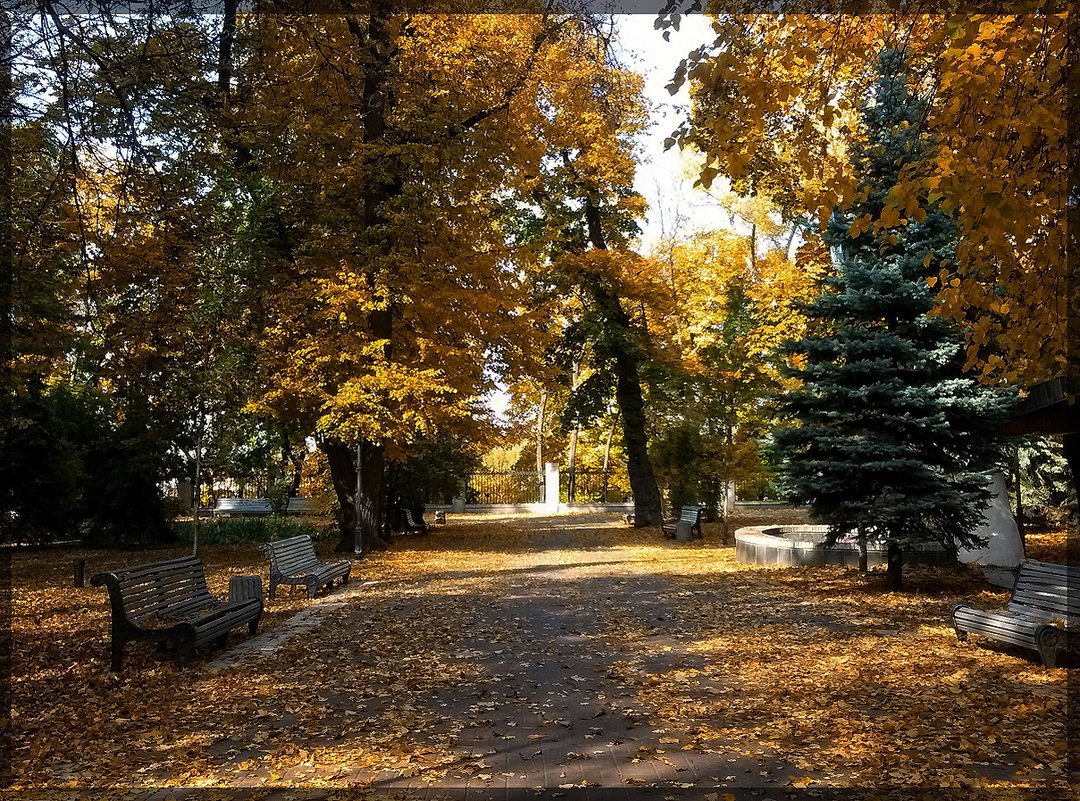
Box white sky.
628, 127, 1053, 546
613, 13, 731, 252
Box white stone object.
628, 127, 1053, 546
958, 471, 1025, 567
544, 462, 560, 512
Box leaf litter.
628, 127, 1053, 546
6, 512, 1072, 793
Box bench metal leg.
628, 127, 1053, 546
306, 578, 318, 599
175, 632, 196, 671
249, 613, 261, 636
215, 632, 229, 648
1036, 626, 1064, 668
951, 605, 970, 641
110, 638, 126, 672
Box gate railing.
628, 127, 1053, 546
465, 471, 544, 505
560, 467, 632, 504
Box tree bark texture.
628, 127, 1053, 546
885, 543, 904, 591
583, 197, 663, 526
321, 439, 358, 551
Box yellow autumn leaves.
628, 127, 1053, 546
678, 11, 1068, 384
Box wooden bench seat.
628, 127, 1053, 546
213, 497, 319, 516
661, 505, 704, 541
264, 534, 351, 599
953, 559, 1078, 667
91, 556, 262, 671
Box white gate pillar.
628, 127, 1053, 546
544, 462, 560, 512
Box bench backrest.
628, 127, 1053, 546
287, 497, 319, 513
265, 534, 321, 577
216, 498, 272, 514
216, 497, 318, 514
91, 555, 218, 626
1008, 560, 1080, 620
679, 505, 701, 523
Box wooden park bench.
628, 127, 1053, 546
213, 497, 319, 516
264, 534, 351, 599
952, 559, 1078, 667
402, 507, 429, 535
91, 555, 263, 671
662, 505, 704, 542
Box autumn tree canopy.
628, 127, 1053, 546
664, 7, 1070, 386
8, 4, 1067, 548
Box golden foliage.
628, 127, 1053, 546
676, 12, 1069, 383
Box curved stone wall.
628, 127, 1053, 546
733, 525, 954, 567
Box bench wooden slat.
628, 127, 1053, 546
113, 556, 205, 580
91, 557, 263, 671
953, 560, 1077, 667
401, 508, 430, 535
120, 580, 218, 613
661, 505, 704, 541
264, 535, 351, 599
214, 497, 320, 516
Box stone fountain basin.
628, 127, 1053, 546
734, 525, 954, 567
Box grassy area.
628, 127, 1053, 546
171, 515, 333, 545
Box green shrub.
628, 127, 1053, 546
173, 516, 327, 545
2, 379, 178, 547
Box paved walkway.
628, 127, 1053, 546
366, 553, 766, 792
217, 518, 849, 796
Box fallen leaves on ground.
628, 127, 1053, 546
6, 513, 1072, 792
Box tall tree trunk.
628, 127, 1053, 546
321, 439, 391, 555
566, 428, 579, 503
582, 197, 663, 526
566, 359, 583, 502
613, 344, 664, 525
0, 7, 12, 768
1, 6, 12, 417
885, 543, 904, 591
535, 389, 548, 475
216, 0, 237, 102
356, 439, 389, 552
192, 401, 204, 555
349, 6, 399, 548
321, 439, 358, 551
600, 416, 615, 502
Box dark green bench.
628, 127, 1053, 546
661, 505, 703, 542
402, 506, 429, 535
264, 534, 351, 599
91, 555, 263, 671
953, 559, 1078, 667
213, 497, 319, 516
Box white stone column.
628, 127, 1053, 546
544, 462, 560, 512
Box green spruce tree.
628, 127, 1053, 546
775, 48, 1016, 589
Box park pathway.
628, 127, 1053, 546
214, 513, 846, 796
